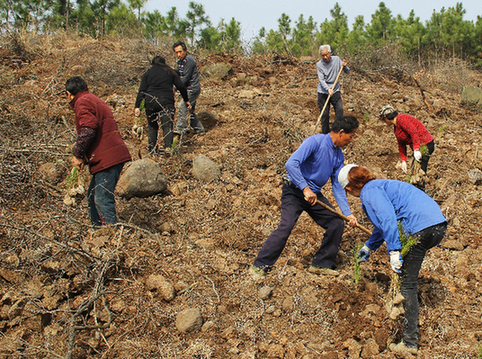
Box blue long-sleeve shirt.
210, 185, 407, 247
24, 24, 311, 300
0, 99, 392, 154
361, 179, 446, 253
285, 134, 351, 216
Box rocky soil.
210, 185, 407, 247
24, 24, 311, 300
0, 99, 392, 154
0, 33, 481, 358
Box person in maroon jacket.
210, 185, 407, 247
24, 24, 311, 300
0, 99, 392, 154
379, 105, 434, 191
66, 76, 132, 227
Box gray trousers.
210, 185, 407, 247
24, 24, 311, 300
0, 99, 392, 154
175, 91, 205, 135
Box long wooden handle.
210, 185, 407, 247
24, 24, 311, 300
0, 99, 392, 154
315, 199, 372, 236
313, 65, 345, 134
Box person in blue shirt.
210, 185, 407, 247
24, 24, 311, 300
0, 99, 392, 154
251, 116, 359, 277
338, 164, 447, 354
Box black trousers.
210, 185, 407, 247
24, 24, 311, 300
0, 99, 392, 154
317, 91, 344, 134
254, 183, 345, 270
400, 221, 447, 348
145, 98, 175, 151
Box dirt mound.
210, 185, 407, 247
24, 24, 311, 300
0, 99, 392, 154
0, 34, 481, 358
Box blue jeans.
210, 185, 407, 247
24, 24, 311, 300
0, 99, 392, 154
254, 183, 345, 270
175, 91, 205, 135
87, 163, 125, 227
400, 222, 447, 348
317, 91, 344, 134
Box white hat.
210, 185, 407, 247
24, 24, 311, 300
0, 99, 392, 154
338, 164, 358, 189
379, 105, 396, 117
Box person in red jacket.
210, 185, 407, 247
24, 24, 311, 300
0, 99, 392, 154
379, 105, 434, 191
66, 76, 132, 227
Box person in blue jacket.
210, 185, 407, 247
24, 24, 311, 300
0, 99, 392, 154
338, 164, 447, 354
251, 116, 359, 277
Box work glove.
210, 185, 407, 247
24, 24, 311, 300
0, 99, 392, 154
389, 251, 403, 274
401, 161, 407, 173
357, 244, 371, 262
413, 150, 422, 162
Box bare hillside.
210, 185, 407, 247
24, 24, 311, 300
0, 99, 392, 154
0, 34, 481, 358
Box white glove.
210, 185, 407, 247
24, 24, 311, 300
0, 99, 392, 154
358, 245, 371, 262
389, 251, 403, 274
401, 161, 407, 173
413, 150, 422, 162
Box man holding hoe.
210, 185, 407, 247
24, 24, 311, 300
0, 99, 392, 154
251, 116, 359, 277
316, 44, 350, 134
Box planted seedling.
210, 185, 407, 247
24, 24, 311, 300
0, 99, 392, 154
353, 242, 364, 285
132, 99, 144, 138
386, 223, 419, 317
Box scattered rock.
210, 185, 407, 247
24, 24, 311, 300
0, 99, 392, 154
343, 338, 362, 358
442, 240, 464, 251
282, 296, 294, 312
200, 62, 232, 79
192, 155, 221, 182
461, 85, 482, 110
467, 169, 482, 185
258, 285, 273, 300
361, 338, 380, 358
116, 158, 167, 199
145, 275, 176, 302
175, 308, 203, 333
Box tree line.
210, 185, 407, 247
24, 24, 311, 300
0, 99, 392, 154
1, 0, 481, 66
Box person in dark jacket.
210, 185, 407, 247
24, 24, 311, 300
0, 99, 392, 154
135, 56, 191, 153
339, 164, 447, 354
66, 76, 131, 227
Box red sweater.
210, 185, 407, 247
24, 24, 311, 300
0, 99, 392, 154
71, 90, 131, 174
394, 114, 434, 161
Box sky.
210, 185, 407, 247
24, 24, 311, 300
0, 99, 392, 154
144, 0, 481, 43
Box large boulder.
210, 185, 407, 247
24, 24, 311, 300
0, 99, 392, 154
461, 85, 482, 111
192, 155, 221, 182
116, 158, 167, 199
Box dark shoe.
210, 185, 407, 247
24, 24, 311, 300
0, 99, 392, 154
193, 129, 205, 134
308, 266, 339, 276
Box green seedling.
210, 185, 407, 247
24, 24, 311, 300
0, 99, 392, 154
364, 111, 369, 124
353, 242, 364, 285
398, 222, 419, 258
438, 125, 444, 137
135, 99, 145, 124
170, 136, 179, 155
419, 144, 429, 157
389, 223, 420, 295
65, 166, 79, 189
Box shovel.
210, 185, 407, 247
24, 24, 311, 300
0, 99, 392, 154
315, 199, 372, 236
313, 66, 344, 134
